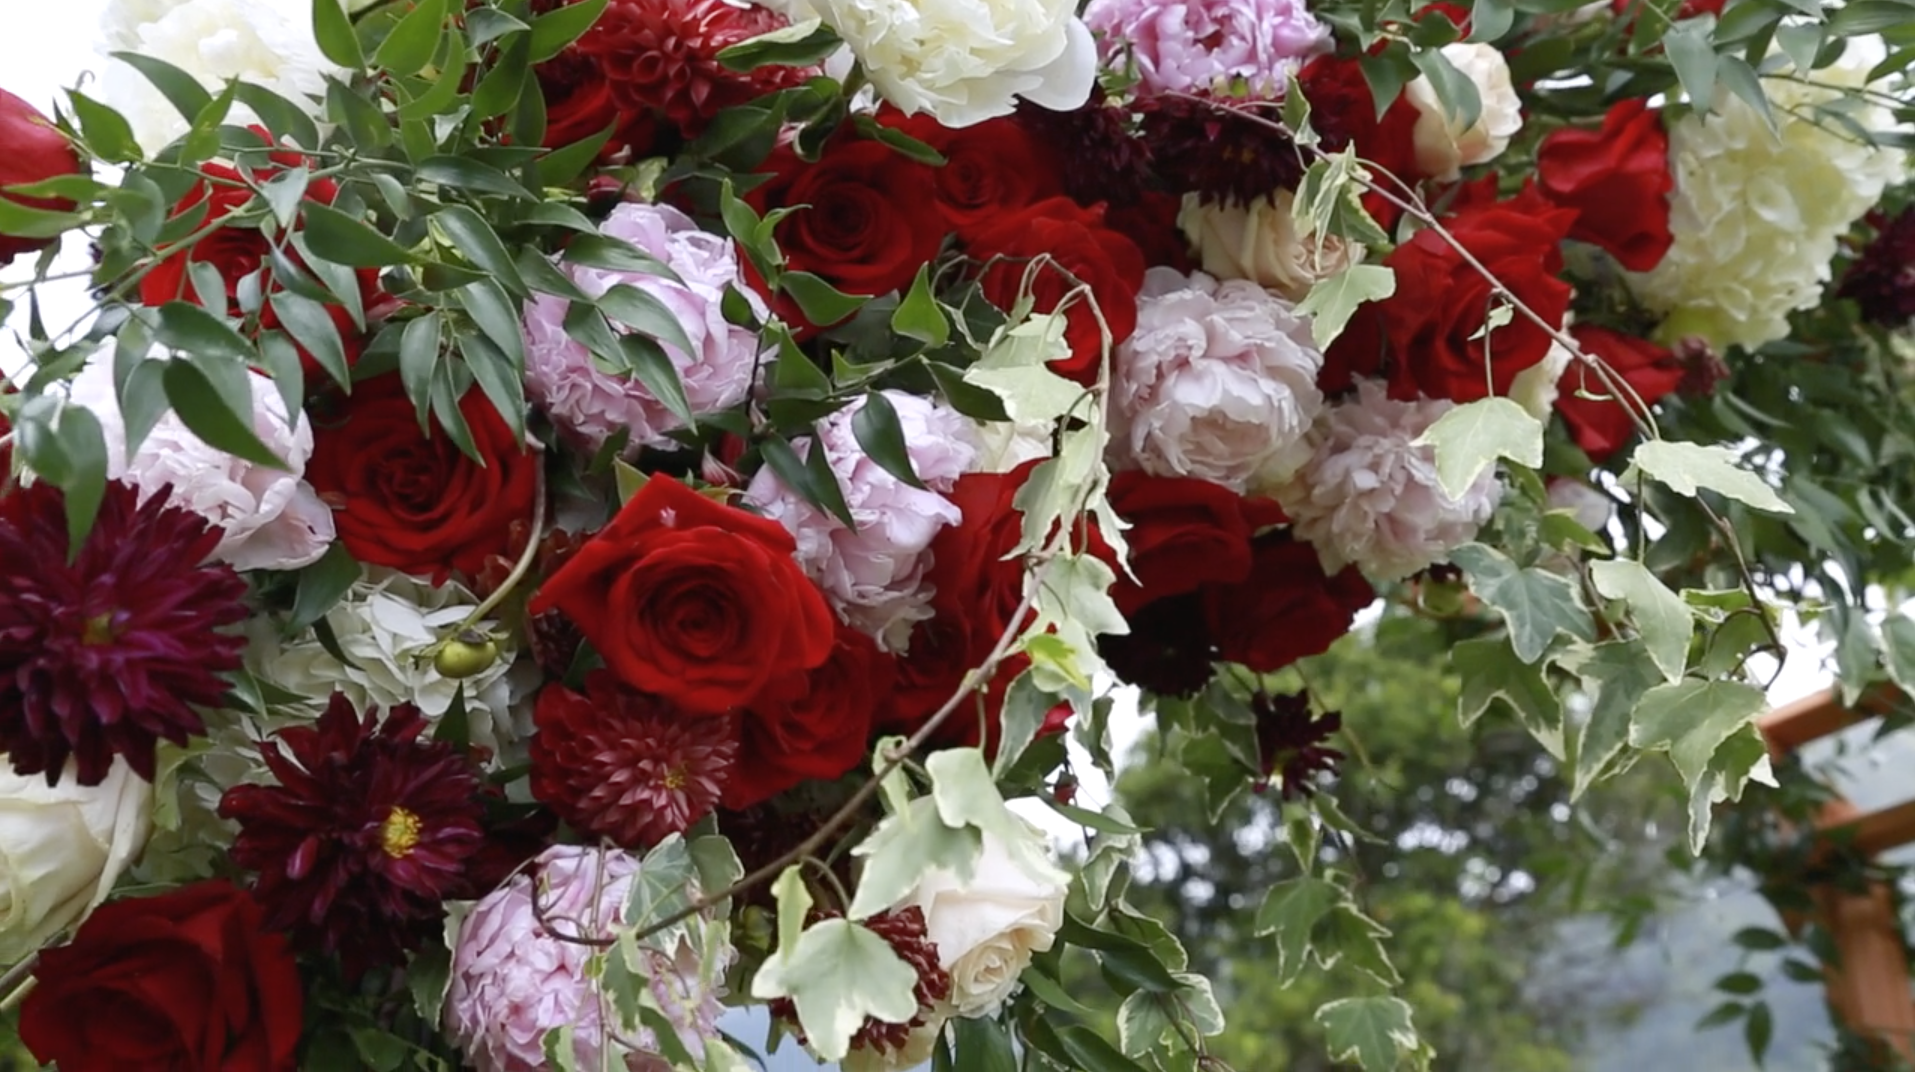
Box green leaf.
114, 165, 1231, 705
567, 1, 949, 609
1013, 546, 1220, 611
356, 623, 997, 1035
1879, 613, 1915, 695
595, 283, 699, 362
430, 205, 526, 296
1663, 23, 1719, 114
1054, 1025, 1152, 1072
848, 796, 981, 919
761, 434, 855, 529
1315, 997, 1423, 1072
891, 265, 950, 347
1632, 441, 1794, 513
153, 301, 256, 363
849, 391, 926, 490
748, 918, 920, 1061
1447, 543, 1595, 664
1410, 46, 1482, 129
235, 82, 322, 146
1684, 722, 1774, 853
769, 865, 811, 967
289, 542, 362, 630
300, 202, 417, 268
1556, 640, 1663, 799
926, 749, 1070, 887
67, 90, 140, 163
1293, 263, 1397, 349
1629, 678, 1772, 852
715, 17, 843, 71
1589, 559, 1695, 683
619, 333, 695, 429
162, 359, 286, 469
780, 270, 866, 326
1413, 395, 1542, 499
1746, 1000, 1773, 1066
1317, 901, 1401, 987
1117, 992, 1173, 1057
1453, 634, 1562, 751
951, 1014, 1018, 1072
109, 52, 214, 123
457, 325, 529, 444
47, 404, 109, 558
416, 155, 537, 201
310, 0, 364, 70
528, 0, 609, 62
1253, 876, 1341, 983
268, 290, 351, 390
374, 0, 446, 74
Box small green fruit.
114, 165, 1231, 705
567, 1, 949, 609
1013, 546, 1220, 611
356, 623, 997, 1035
434, 633, 500, 679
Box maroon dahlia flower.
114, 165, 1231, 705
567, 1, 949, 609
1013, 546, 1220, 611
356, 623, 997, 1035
577, 0, 813, 137
1138, 92, 1305, 207
529, 671, 737, 850
770, 906, 952, 1057
1838, 206, 1915, 327
218, 696, 487, 977
0, 480, 248, 787
1252, 692, 1345, 799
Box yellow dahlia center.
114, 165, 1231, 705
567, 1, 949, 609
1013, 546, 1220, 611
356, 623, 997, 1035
380, 806, 423, 859
81, 614, 116, 646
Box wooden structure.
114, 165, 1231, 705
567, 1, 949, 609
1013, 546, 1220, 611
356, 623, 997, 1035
1757, 685, 1915, 1062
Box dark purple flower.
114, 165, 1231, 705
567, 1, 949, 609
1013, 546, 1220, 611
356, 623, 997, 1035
1837, 207, 1915, 327
1253, 692, 1345, 799
219, 696, 487, 977
1098, 593, 1216, 698
1016, 86, 1154, 207
1138, 92, 1305, 207
0, 480, 248, 786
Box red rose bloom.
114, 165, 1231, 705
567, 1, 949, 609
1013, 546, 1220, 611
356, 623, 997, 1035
530, 477, 836, 713
19, 880, 303, 1072
745, 137, 944, 333
1537, 100, 1675, 272
1379, 191, 1577, 402
968, 197, 1147, 385
883, 111, 1065, 242
1555, 324, 1684, 461
1106, 191, 1195, 272
1106, 471, 1283, 615
1297, 56, 1425, 226
1203, 532, 1375, 673
727, 623, 894, 810
306, 374, 539, 581
0, 88, 81, 265
534, 46, 659, 156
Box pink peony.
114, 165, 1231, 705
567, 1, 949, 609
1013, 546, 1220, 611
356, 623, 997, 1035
745, 392, 977, 652
522, 202, 769, 449
1084, 0, 1330, 96
444, 845, 729, 1072
1276, 378, 1501, 582
1110, 267, 1324, 492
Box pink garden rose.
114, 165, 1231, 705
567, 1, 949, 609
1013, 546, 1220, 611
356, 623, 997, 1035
1084, 0, 1329, 96
522, 202, 769, 449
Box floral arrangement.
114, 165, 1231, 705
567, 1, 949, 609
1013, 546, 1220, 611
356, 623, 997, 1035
0, 0, 1910, 1068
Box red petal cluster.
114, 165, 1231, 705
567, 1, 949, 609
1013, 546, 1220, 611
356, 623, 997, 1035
0, 88, 83, 266
770, 906, 952, 1057
1536, 99, 1675, 272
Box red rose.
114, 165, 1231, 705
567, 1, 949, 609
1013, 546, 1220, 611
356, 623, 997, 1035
884, 111, 1065, 242
306, 374, 539, 581
535, 48, 658, 156
530, 477, 836, 713
1107, 471, 1284, 615
0, 88, 82, 266
1537, 100, 1675, 272
20, 880, 303, 1072
745, 137, 944, 333
727, 623, 895, 809
1555, 324, 1684, 461
139, 158, 383, 381
1297, 56, 1425, 227
1378, 190, 1576, 402
968, 197, 1147, 385
1106, 191, 1195, 272
1204, 532, 1375, 673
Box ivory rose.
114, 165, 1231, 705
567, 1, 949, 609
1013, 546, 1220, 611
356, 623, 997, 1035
1403, 43, 1523, 181
908, 811, 1068, 1017
0, 757, 153, 963
1176, 191, 1363, 302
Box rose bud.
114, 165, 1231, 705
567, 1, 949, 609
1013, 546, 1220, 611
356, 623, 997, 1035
435, 631, 501, 679
0, 88, 83, 265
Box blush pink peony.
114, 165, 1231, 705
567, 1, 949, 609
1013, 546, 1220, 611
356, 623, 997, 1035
1110, 267, 1324, 492
745, 391, 978, 652
522, 202, 769, 450
1084, 0, 1329, 96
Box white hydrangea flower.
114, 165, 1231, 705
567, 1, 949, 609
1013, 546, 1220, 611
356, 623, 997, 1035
1633, 52, 1909, 353
66, 355, 334, 572
244, 569, 537, 761
790, 0, 1097, 127
100, 0, 341, 154
745, 392, 977, 652
1277, 378, 1501, 582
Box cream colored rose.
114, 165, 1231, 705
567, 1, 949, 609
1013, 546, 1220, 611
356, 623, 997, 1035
1404, 43, 1523, 182
909, 816, 1068, 1018
1176, 191, 1364, 302
0, 758, 153, 962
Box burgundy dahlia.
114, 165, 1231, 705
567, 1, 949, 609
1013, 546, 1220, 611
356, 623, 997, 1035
1016, 87, 1154, 207
1138, 92, 1305, 207
1252, 692, 1345, 800
577, 0, 813, 138
1837, 207, 1915, 327
770, 906, 952, 1057
0, 480, 247, 787
218, 696, 487, 977
1098, 593, 1217, 698
529, 671, 737, 849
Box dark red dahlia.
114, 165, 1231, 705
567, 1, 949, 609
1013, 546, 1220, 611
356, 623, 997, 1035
770, 906, 951, 1056
1015, 86, 1154, 208
0, 481, 247, 787
1098, 593, 1217, 698
1838, 207, 1915, 327
218, 696, 487, 977
1252, 692, 1345, 799
529, 671, 737, 849
1138, 92, 1305, 207
577, 0, 813, 138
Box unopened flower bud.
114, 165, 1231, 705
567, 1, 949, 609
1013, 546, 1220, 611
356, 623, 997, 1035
434, 631, 500, 679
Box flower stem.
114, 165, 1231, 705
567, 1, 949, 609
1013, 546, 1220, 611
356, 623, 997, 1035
422, 459, 548, 659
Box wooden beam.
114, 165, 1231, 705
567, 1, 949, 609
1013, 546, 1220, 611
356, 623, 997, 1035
1758, 683, 1908, 756
1829, 799, 1915, 857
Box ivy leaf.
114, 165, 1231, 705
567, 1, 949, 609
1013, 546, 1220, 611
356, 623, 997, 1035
1880, 613, 1915, 696
964, 314, 1084, 423
1315, 996, 1424, 1072
1683, 723, 1776, 853
1589, 559, 1695, 683
749, 919, 920, 1061
1627, 440, 1793, 515
1628, 678, 1768, 788
846, 796, 981, 920
1554, 640, 1663, 800
1117, 992, 1173, 1057
1253, 876, 1340, 983
769, 865, 811, 967
1318, 901, 1401, 987
1412, 396, 1542, 499
927, 749, 1070, 887
1448, 543, 1595, 664
1452, 634, 1562, 753
891, 265, 950, 347
1293, 263, 1396, 349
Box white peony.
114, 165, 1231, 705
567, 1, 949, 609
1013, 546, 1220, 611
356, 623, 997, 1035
67, 355, 334, 572
100, 0, 341, 154
1277, 378, 1501, 581
908, 811, 1068, 1018
745, 392, 977, 652
1111, 267, 1324, 491
1632, 54, 1909, 353
1403, 42, 1523, 182
1176, 190, 1363, 303
791, 0, 1097, 127
0, 758, 153, 963
244, 569, 535, 758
